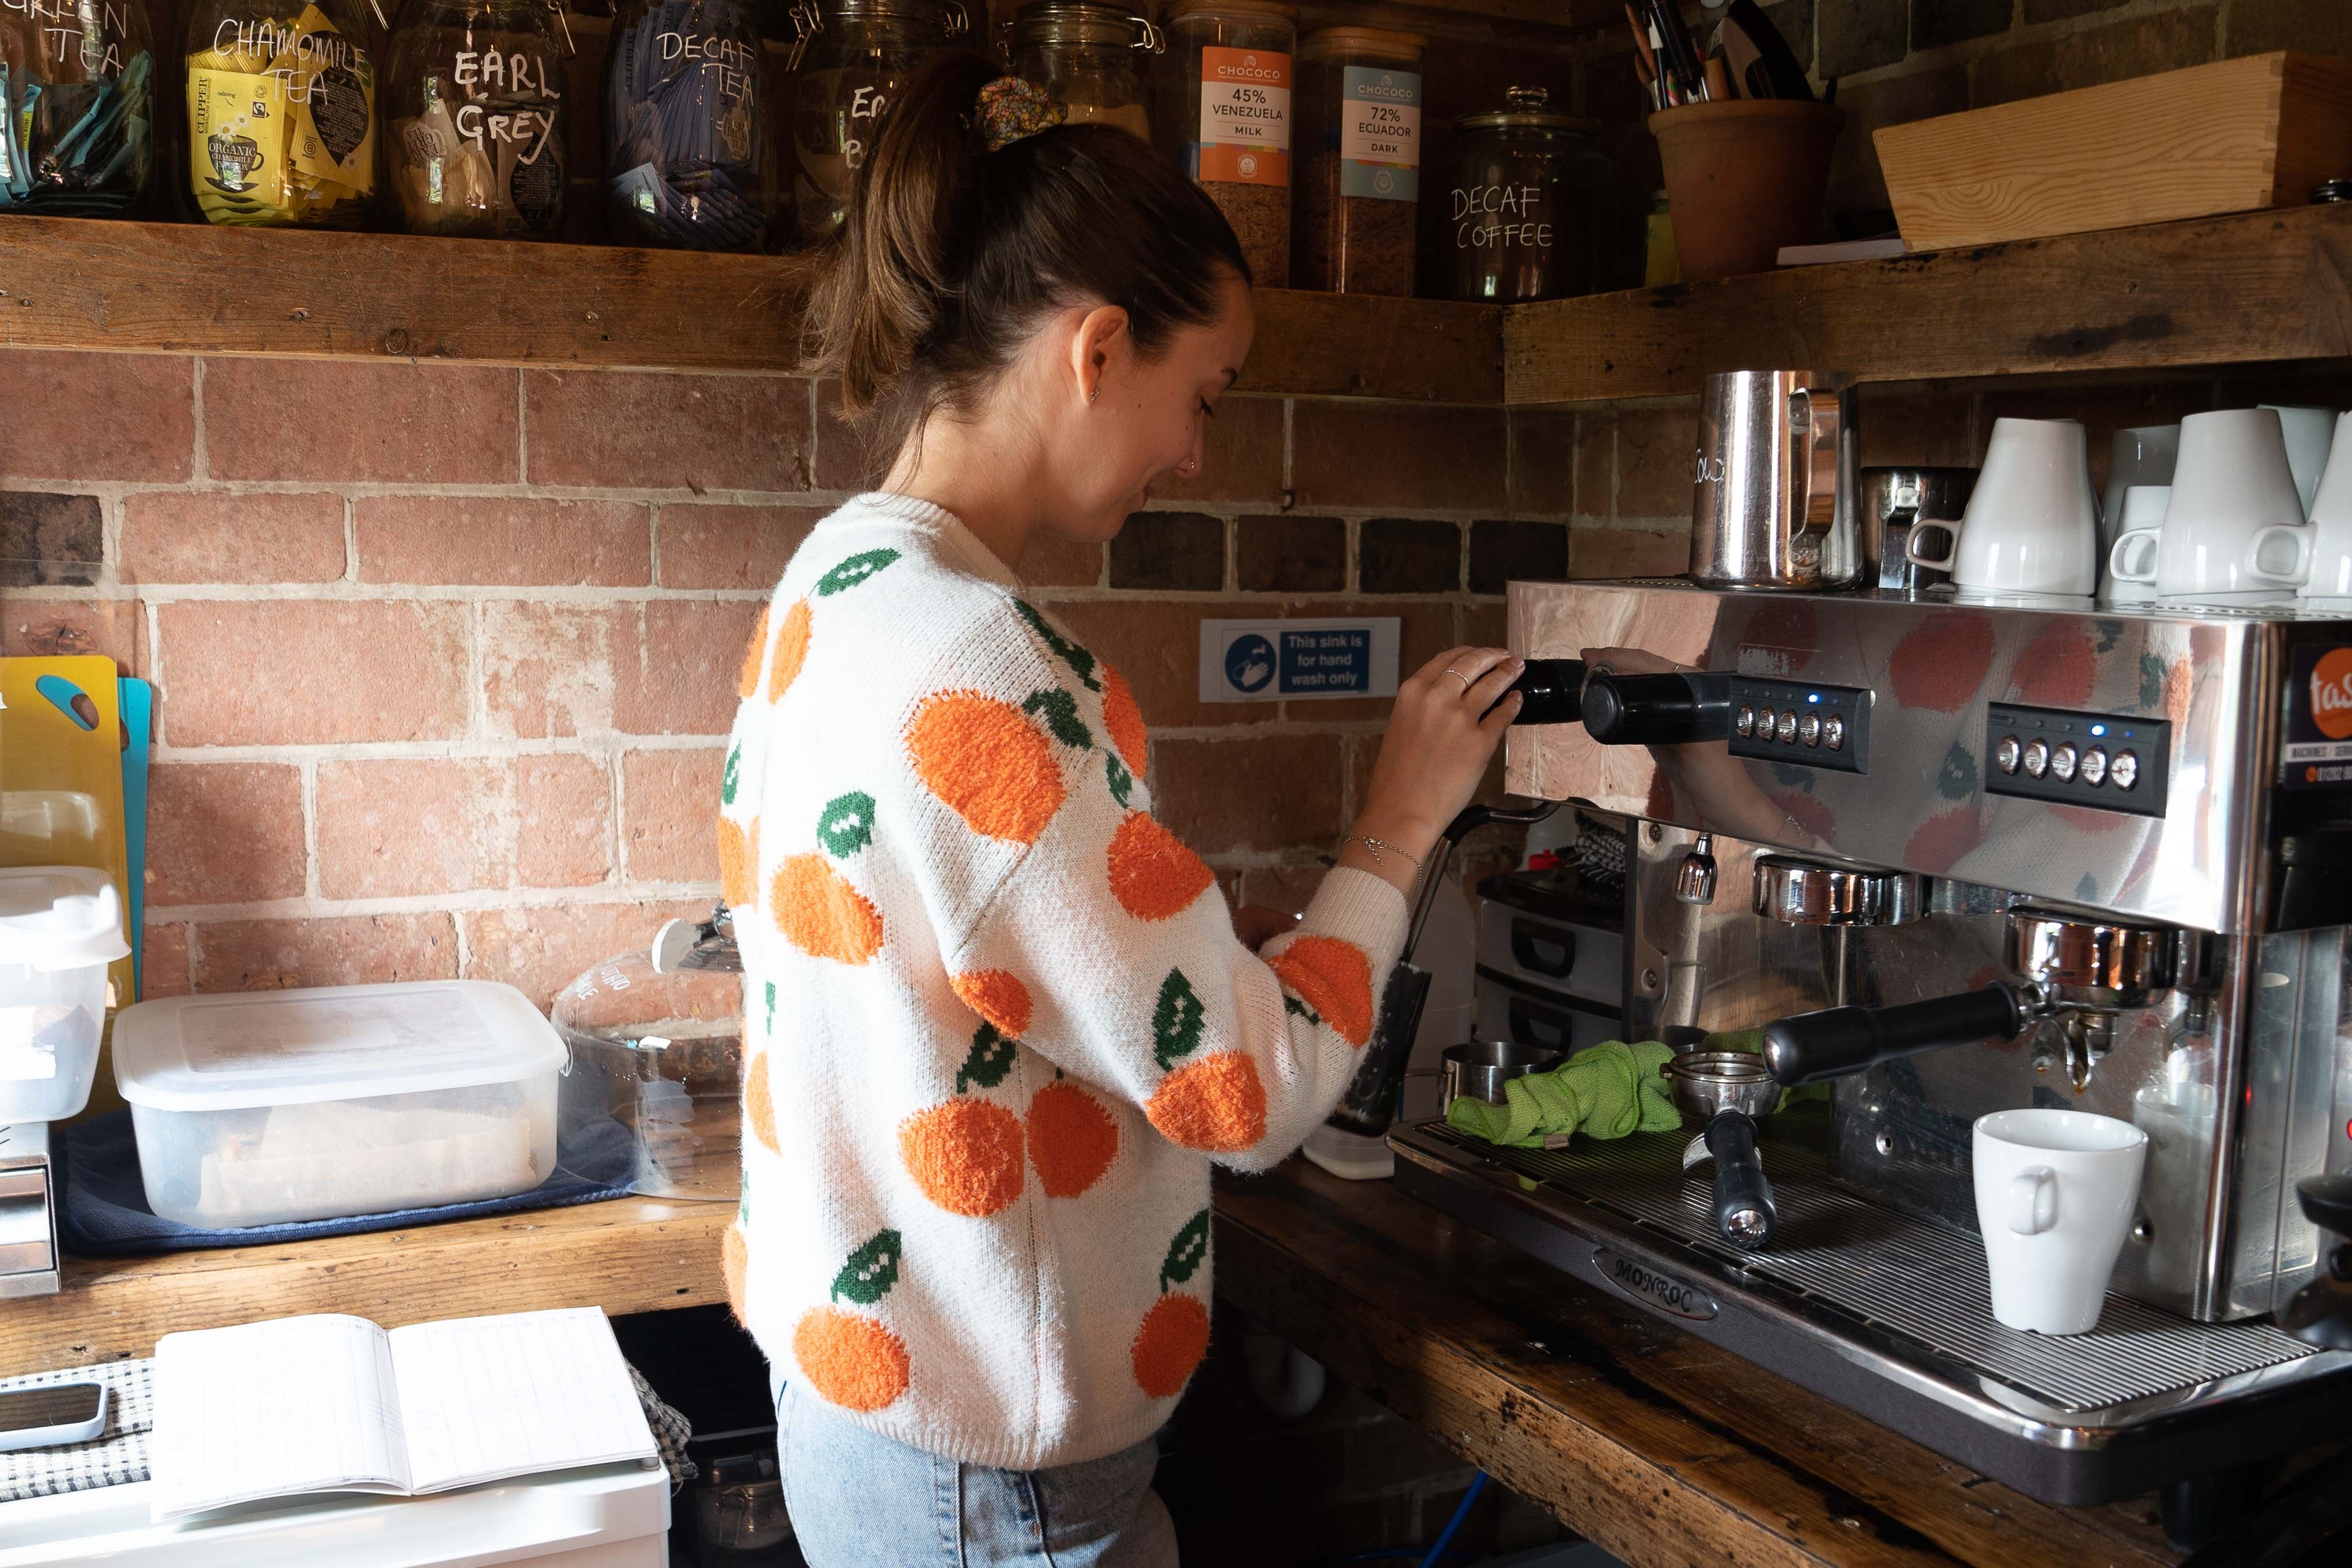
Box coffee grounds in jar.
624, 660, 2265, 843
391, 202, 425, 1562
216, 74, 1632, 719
1210, 180, 1291, 286
1295, 176, 1416, 295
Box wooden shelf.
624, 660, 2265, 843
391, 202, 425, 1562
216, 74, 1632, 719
0, 216, 1500, 403
0, 1198, 729, 1375
1505, 203, 2352, 406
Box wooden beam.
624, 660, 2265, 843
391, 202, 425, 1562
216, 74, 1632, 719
0, 1199, 730, 1375
1505, 202, 2352, 406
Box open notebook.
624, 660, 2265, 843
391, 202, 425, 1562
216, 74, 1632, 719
149, 1306, 658, 1519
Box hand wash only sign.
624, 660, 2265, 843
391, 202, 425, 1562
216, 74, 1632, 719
1198, 618, 1401, 702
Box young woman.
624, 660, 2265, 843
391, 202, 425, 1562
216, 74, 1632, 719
717, 51, 1523, 1566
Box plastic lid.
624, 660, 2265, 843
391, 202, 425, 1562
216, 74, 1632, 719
1299, 25, 1424, 61
1455, 85, 1596, 134
0, 866, 130, 973
113, 980, 567, 1113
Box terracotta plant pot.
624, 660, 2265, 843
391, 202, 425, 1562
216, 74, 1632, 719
1649, 99, 1845, 283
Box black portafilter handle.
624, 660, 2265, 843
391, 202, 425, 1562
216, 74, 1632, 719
1706, 1110, 1777, 1249
1485, 658, 1588, 723
1762, 982, 2032, 1087
1580, 670, 1733, 746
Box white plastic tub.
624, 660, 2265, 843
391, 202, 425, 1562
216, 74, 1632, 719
112, 981, 567, 1229
0, 866, 130, 1124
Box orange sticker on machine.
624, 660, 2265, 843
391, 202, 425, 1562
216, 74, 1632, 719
2281, 645, 2352, 788
2312, 647, 2352, 740
1197, 47, 1290, 185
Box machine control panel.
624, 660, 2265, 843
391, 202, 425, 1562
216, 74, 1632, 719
1729, 678, 1870, 774
1984, 703, 2170, 817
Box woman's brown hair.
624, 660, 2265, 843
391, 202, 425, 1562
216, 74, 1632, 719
805, 50, 1251, 468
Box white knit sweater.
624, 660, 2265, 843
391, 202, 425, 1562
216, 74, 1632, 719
720, 494, 1408, 1470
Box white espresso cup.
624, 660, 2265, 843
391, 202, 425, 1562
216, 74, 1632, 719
1973, 1108, 2148, 1335
2108, 408, 2309, 603
2263, 403, 2338, 518
1906, 417, 2099, 598
2101, 425, 2179, 606
2271, 410, 2352, 606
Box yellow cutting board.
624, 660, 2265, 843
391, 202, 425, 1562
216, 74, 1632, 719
0, 656, 133, 1014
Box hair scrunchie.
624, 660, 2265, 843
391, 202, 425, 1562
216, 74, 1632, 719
972, 76, 1066, 153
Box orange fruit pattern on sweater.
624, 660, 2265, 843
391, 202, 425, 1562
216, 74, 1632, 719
1028, 1082, 1118, 1197
900, 1098, 1027, 1217
1107, 813, 1214, 921
772, 854, 883, 964
745, 1050, 781, 1154
951, 970, 1033, 1039
722, 1223, 750, 1327
907, 691, 1066, 844
794, 1306, 910, 1412
737, 605, 770, 699
1267, 935, 1377, 1046
766, 600, 812, 702
1146, 1051, 1266, 1152
1100, 663, 1148, 772
718, 816, 758, 910
1131, 1292, 1210, 1398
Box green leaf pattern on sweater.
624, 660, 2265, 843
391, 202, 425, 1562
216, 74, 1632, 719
831, 1229, 903, 1304
817, 791, 877, 856
957, 1023, 1017, 1092
1152, 969, 1205, 1070
1023, 688, 1094, 749
1160, 1208, 1210, 1292
817, 549, 900, 596
1013, 599, 1101, 691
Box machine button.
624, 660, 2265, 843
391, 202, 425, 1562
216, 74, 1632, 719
1775, 710, 1798, 744
1996, 736, 2021, 774
1735, 705, 1756, 738
1798, 713, 1822, 747
2023, 739, 2050, 778
1824, 714, 1846, 750
2051, 742, 2079, 782
2112, 749, 2140, 791
2081, 747, 2109, 786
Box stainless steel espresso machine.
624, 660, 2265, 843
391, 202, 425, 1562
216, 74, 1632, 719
1387, 580, 2352, 1514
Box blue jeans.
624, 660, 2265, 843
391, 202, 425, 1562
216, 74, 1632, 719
777, 1381, 1179, 1567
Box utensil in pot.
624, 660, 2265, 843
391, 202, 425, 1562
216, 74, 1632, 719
1661, 1049, 1779, 1248
1438, 1040, 1564, 1114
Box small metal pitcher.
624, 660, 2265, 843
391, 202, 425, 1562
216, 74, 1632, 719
1439, 1040, 1563, 1113
1857, 466, 1978, 592
1688, 369, 1860, 591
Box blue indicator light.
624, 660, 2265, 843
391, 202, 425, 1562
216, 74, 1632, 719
2090, 724, 2107, 736
1807, 693, 1821, 704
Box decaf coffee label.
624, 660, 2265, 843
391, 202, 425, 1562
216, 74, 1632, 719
2282, 645, 2352, 788
1338, 66, 1419, 202
1197, 47, 1289, 186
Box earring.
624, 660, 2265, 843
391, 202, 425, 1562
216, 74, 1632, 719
1089, 387, 1100, 403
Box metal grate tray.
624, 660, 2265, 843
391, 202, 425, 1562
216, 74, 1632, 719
1414, 1122, 2317, 1414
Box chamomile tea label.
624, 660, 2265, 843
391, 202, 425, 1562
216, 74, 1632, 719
1338, 65, 1419, 201
1197, 46, 1289, 185
190, 67, 295, 217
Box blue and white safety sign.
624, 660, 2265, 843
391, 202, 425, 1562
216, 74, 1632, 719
1197, 618, 1402, 703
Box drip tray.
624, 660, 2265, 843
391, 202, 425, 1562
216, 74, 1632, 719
1387, 1118, 2352, 1505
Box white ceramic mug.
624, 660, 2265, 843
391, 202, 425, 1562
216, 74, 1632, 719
1906, 418, 2099, 598
2262, 404, 2338, 518
2107, 408, 2308, 603
1973, 1108, 2148, 1335
2101, 425, 2178, 606
2274, 410, 2352, 606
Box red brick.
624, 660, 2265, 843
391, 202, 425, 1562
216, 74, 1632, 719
1019, 533, 1105, 589
1152, 394, 1286, 506
146, 763, 306, 907
1971, 10, 2216, 111
814, 381, 883, 493
1615, 403, 1699, 519
193, 914, 460, 992
1571, 525, 1690, 579
1047, 598, 1274, 730
121, 492, 346, 585
317, 758, 515, 899
483, 601, 631, 740
618, 600, 764, 736
462, 899, 706, 1010
1153, 735, 1347, 855
140, 922, 191, 999
1238, 864, 1328, 914
204, 359, 520, 483
0, 351, 193, 481
356, 497, 650, 586
157, 600, 469, 746
522, 753, 613, 888
1293, 401, 1505, 513
526, 371, 812, 491
1507, 408, 1577, 517
2230, 0, 2352, 54
3, 597, 144, 672
624, 748, 725, 882
1828, 65, 1968, 216
659, 505, 823, 589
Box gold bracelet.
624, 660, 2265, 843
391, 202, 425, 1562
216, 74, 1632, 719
1342, 834, 1424, 874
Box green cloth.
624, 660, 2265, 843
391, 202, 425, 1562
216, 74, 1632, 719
1444, 1039, 1682, 1148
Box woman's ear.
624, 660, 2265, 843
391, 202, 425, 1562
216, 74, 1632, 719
1068, 305, 1132, 406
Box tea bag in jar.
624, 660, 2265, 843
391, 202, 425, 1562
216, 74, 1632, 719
384, 0, 569, 239
392, 76, 496, 231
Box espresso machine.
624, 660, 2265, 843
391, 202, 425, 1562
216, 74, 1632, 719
1387, 580, 2352, 1514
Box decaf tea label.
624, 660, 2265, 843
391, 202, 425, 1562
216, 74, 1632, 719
1197, 46, 1289, 186
1338, 66, 1419, 202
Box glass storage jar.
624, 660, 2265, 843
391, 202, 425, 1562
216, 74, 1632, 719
605, 0, 773, 250
1293, 25, 1421, 296
0, 0, 157, 213
1005, 1, 1157, 142
383, 0, 567, 238
1441, 86, 1630, 303
1158, 0, 1292, 287
184, 0, 381, 226
788, 0, 965, 246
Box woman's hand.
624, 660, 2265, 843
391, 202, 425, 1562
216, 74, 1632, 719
1338, 647, 1522, 897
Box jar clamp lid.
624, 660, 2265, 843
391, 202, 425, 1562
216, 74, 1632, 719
788, 0, 969, 68
1455, 84, 1596, 134
1005, 1, 1164, 54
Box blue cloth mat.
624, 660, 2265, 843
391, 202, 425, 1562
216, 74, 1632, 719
58, 1108, 638, 1256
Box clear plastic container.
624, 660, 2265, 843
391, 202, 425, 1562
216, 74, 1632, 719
552, 943, 742, 1201
112, 979, 566, 1228
0, 866, 129, 1125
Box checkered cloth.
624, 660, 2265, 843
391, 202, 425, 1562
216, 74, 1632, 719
0, 1359, 151, 1503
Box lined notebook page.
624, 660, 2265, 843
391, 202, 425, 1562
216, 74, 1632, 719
151, 1315, 407, 1517
390, 1306, 656, 1494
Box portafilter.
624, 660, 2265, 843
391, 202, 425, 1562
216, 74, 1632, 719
1660, 1050, 1780, 1249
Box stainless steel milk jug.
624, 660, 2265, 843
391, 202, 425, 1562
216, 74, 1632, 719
1688, 369, 1859, 589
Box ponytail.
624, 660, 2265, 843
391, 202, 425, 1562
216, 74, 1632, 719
803, 50, 1250, 470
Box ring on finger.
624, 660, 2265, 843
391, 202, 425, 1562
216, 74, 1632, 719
1444, 666, 1473, 694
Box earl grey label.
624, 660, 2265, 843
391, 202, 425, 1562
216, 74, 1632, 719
1593, 1247, 1717, 1320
